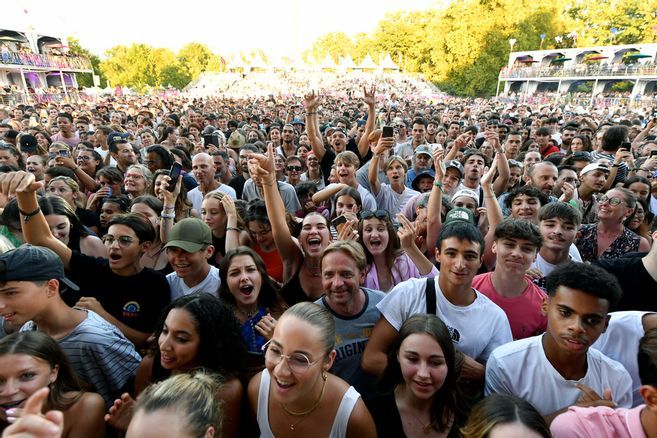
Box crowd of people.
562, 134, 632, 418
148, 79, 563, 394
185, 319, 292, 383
0, 81, 656, 437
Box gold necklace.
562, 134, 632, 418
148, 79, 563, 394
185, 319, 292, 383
282, 373, 327, 431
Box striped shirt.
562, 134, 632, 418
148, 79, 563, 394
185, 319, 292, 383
22, 310, 141, 407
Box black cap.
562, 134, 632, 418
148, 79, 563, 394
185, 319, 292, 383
0, 245, 79, 291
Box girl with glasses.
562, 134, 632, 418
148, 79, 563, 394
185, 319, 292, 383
248, 302, 376, 437
576, 188, 651, 262
106, 294, 247, 438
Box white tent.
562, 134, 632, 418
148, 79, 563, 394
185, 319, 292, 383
338, 54, 357, 70
379, 53, 399, 70
320, 53, 337, 70
228, 55, 247, 72
359, 53, 378, 70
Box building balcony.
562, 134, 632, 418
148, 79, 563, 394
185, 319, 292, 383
499, 64, 657, 80
0, 51, 93, 72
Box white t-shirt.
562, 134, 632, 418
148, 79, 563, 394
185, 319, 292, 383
356, 184, 377, 211
167, 265, 221, 300
187, 184, 237, 217
485, 334, 633, 415
377, 277, 512, 362
592, 311, 653, 407
532, 244, 582, 277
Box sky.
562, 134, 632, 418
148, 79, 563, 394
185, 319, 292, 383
6, 0, 439, 59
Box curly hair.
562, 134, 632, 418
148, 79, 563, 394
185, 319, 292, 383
151, 293, 247, 382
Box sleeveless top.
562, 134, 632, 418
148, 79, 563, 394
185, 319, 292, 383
257, 369, 360, 438
575, 223, 641, 263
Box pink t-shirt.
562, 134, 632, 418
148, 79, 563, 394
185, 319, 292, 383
472, 272, 547, 340
551, 405, 646, 438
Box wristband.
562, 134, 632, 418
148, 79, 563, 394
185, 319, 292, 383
568, 200, 578, 208
433, 181, 443, 189
163, 206, 175, 211
611, 163, 620, 168
161, 212, 175, 219
226, 227, 240, 232
19, 206, 41, 224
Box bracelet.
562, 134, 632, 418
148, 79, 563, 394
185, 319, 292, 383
161, 212, 175, 219
306, 112, 317, 115
19, 206, 41, 224
163, 206, 175, 211
226, 227, 240, 232
484, 195, 496, 199
568, 200, 578, 207
629, 168, 638, 172
72, 166, 79, 171
611, 163, 620, 168
639, 167, 650, 172
262, 180, 276, 187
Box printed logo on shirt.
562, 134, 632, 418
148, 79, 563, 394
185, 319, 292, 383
447, 326, 461, 344
122, 301, 141, 318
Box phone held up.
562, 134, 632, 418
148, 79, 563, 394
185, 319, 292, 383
382, 126, 394, 139
167, 162, 183, 192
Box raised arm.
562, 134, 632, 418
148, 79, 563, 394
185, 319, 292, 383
426, 149, 444, 257
486, 132, 510, 196
249, 145, 303, 281
303, 91, 326, 161
397, 214, 435, 275
482, 156, 504, 270
631, 118, 656, 150
357, 85, 377, 159
158, 174, 182, 244
54, 156, 99, 192
368, 137, 394, 196
444, 131, 473, 161
0, 171, 73, 269
221, 195, 249, 252
312, 183, 347, 205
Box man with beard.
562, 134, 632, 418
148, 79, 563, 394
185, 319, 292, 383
499, 161, 559, 217
405, 145, 434, 188
576, 162, 610, 224
504, 131, 523, 161
211, 150, 233, 185
560, 124, 578, 154
315, 240, 384, 397
278, 123, 297, 158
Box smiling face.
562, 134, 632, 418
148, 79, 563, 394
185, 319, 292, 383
45, 214, 71, 246
362, 218, 390, 256
511, 194, 541, 223
226, 254, 262, 309
397, 333, 448, 401
596, 189, 633, 223
335, 160, 356, 185
335, 195, 359, 217
158, 308, 201, 372
435, 237, 482, 288
299, 214, 331, 258
0, 354, 58, 412
321, 250, 364, 307
492, 237, 538, 274
265, 316, 333, 406
124, 170, 148, 196
539, 217, 577, 252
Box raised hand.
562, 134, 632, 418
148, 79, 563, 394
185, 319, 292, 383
0, 171, 42, 198
2, 387, 63, 438
481, 154, 499, 188
362, 85, 377, 107
104, 393, 135, 431
397, 214, 418, 251
303, 90, 321, 112
248, 143, 275, 184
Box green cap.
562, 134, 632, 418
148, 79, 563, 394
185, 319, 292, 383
163, 218, 212, 253
444, 207, 475, 225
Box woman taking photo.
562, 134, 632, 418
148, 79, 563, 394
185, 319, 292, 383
368, 314, 464, 437
106, 293, 247, 438
576, 188, 651, 263
152, 170, 195, 221
0, 331, 105, 438
219, 247, 286, 368
247, 302, 376, 437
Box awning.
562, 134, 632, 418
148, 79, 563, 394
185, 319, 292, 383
626, 54, 652, 59
586, 55, 608, 61
552, 58, 572, 63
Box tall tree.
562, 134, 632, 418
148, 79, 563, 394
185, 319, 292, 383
66, 37, 107, 88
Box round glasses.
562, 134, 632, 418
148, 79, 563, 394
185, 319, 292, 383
262, 340, 321, 374
598, 195, 625, 206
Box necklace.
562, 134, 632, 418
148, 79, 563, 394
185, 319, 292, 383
282, 373, 327, 431
411, 411, 433, 435
235, 305, 259, 320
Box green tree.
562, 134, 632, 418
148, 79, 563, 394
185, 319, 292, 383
177, 43, 214, 81
66, 37, 107, 88
305, 32, 355, 63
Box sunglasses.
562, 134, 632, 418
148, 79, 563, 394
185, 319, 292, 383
359, 209, 390, 220
598, 195, 625, 206
286, 166, 302, 172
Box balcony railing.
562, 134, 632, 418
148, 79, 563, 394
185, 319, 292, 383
500, 63, 657, 79
0, 52, 93, 71
0, 90, 98, 106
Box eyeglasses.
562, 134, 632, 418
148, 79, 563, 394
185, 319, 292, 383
598, 195, 625, 206
102, 235, 135, 247
359, 209, 390, 220
77, 155, 91, 161
262, 340, 321, 374
286, 165, 302, 172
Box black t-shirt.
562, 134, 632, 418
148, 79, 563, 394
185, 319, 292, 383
318, 143, 367, 185
229, 174, 247, 199
595, 256, 657, 311
76, 207, 101, 231
66, 252, 171, 333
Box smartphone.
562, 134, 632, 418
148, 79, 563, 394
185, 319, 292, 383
203, 133, 219, 147
59, 150, 70, 158
620, 142, 631, 151
167, 162, 182, 192
651, 150, 657, 157
382, 126, 394, 138
331, 215, 348, 229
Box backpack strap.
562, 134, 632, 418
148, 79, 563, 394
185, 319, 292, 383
425, 277, 437, 315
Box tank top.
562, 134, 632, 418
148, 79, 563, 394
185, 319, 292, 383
256, 369, 360, 438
